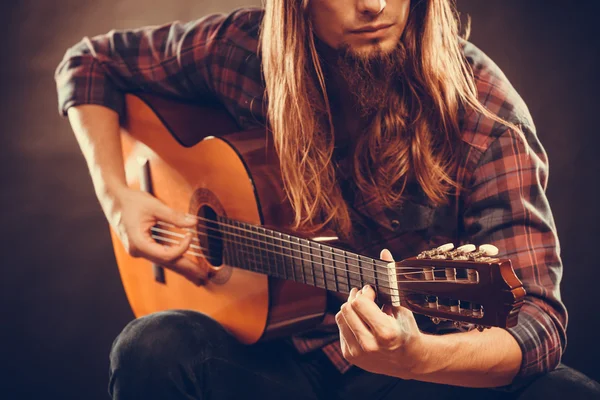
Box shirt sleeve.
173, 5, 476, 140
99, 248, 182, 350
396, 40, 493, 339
462, 124, 568, 386
54, 13, 228, 118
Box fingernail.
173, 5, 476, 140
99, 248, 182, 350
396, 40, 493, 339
363, 284, 371, 292
185, 215, 196, 222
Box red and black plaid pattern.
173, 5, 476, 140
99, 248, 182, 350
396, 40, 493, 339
55, 7, 567, 384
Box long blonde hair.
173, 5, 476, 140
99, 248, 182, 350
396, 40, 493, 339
260, 0, 513, 237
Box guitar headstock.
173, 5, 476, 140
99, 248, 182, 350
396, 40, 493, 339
379, 243, 525, 331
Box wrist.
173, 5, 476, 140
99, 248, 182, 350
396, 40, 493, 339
94, 175, 129, 199
95, 180, 130, 222
407, 333, 445, 379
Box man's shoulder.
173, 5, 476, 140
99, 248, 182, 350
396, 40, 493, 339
197, 7, 263, 53
459, 39, 535, 153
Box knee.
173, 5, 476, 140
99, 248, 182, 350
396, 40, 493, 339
518, 364, 600, 399
110, 310, 231, 372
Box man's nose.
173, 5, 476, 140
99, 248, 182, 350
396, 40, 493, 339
357, 0, 386, 15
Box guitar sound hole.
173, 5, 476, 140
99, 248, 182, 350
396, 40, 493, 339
197, 205, 223, 267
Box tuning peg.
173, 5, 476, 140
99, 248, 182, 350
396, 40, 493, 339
423, 267, 435, 281
444, 243, 476, 260
436, 243, 455, 252
471, 303, 484, 317
476, 325, 486, 332
453, 321, 463, 328
430, 316, 441, 325
479, 244, 499, 256
449, 299, 460, 312
426, 295, 438, 308
465, 244, 499, 261
417, 243, 455, 259
445, 266, 457, 281
467, 269, 478, 282
456, 244, 476, 253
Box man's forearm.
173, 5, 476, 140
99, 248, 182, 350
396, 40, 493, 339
67, 104, 128, 219
410, 327, 522, 388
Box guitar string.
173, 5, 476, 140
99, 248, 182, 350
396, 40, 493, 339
155, 218, 481, 274
150, 228, 480, 288
158, 217, 387, 271
153, 224, 398, 276
151, 231, 424, 283
152, 222, 480, 281
151, 233, 487, 314
152, 225, 455, 279
167, 214, 493, 271
163, 216, 395, 267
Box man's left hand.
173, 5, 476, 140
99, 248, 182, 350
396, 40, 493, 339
335, 248, 429, 378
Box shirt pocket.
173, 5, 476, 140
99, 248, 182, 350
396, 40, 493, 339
379, 200, 436, 234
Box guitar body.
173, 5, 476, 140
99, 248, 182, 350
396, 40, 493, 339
112, 94, 327, 344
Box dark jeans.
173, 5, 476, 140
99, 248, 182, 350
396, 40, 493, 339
108, 310, 600, 400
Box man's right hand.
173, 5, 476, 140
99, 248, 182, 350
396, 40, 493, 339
107, 187, 208, 286
66, 105, 207, 285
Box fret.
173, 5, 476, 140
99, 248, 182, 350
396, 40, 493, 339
248, 223, 259, 273
270, 228, 283, 279
332, 248, 349, 293
280, 232, 292, 280
245, 222, 257, 272
291, 237, 307, 284
270, 228, 285, 279
372, 258, 379, 293
359, 255, 377, 288
262, 227, 273, 277
274, 231, 288, 281
357, 256, 365, 288
321, 244, 338, 292
234, 220, 244, 270
318, 244, 327, 290
310, 241, 325, 289
257, 226, 272, 277
300, 239, 317, 288
280, 233, 296, 283
333, 250, 339, 292
216, 217, 395, 296
342, 250, 351, 293
346, 252, 362, 289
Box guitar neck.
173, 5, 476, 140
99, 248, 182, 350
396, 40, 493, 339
218, 216, 391, 295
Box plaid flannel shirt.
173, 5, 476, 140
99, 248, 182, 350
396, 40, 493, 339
55, 7, 568, 386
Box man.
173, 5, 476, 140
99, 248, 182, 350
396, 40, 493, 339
55, 0, 600, 399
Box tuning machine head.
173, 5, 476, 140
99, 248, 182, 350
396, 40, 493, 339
417, 243, 500, 260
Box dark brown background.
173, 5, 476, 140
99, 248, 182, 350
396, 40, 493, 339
1, 1, 598, 399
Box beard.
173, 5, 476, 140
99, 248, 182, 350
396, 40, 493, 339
336, 42, 406, 116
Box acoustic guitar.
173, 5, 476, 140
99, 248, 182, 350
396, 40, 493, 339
111, 93, 525, 344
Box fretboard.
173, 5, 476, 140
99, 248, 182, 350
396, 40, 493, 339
218, 216, 391, 295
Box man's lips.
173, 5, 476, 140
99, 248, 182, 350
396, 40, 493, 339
350, 23, 394, 33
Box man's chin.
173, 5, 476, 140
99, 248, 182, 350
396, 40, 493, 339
346, 39, 398, 60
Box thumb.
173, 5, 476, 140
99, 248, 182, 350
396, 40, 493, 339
380, 248, 394, 262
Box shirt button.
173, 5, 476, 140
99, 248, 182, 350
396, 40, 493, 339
390, 219, 400, 230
